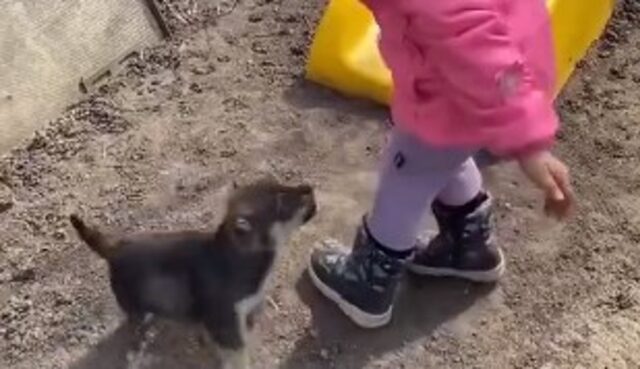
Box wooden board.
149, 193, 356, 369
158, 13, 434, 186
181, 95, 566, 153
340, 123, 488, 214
0, 0, 165, 153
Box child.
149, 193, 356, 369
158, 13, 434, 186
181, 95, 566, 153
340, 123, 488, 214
307, 0, 575, 328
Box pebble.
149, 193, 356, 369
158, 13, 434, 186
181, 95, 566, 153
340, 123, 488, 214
289, 45, 304, 56
189, 83, 203, 94
251, 42, 268, 54
10, 268, 36, 283
191, 64, 216, 75
220, 148, 237, 158
0, 184, 13, 213
248, 13, 263, 23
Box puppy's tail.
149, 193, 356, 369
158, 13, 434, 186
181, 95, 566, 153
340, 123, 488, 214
70, 215, 117, 259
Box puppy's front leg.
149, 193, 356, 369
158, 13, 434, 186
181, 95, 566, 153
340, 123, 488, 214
245, 300, 264, 331
219, 347, 249, 369
204, 309, 249, 369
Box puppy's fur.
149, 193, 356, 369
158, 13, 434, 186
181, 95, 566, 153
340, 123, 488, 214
70, 179, 316, 369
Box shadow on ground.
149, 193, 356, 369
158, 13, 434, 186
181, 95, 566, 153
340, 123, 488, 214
68, 321, 218, 369
68, 323, 138, 369
283, 81, 388, 122
279, 273, 494, 369
284, 80, 503, 171
278, 78, 497, 369
66, 273, 492, 369
67, 81, 495, 369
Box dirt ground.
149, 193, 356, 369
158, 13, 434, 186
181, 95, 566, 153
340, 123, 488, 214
1, 1, 639, 368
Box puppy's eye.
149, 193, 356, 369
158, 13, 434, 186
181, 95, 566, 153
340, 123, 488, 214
234, 217, 252, 233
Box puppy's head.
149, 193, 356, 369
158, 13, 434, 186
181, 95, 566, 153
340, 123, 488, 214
222, 178, 316, 252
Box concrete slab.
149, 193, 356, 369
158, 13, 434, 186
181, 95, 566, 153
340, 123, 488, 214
0, 0, 163, 154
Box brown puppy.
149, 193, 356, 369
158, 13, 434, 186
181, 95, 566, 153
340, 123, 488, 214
70, 179, 316, 369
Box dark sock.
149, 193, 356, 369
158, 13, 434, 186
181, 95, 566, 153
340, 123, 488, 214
363, 219, 414, 259
376, 242, 414, 259
438, 192, 488, 214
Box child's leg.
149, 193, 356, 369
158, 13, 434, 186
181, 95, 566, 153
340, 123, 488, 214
435, 158, 483, 206
409, 156, 505, 282
366, 130, 478, 251
308, 128, 477, 329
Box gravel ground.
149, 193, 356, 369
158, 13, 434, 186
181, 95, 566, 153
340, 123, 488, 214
1, 1, 639, 368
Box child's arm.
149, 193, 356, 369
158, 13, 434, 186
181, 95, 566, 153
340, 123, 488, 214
406, 0, 574, 218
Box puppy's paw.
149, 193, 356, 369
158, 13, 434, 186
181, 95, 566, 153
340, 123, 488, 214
219, 347, 250, 369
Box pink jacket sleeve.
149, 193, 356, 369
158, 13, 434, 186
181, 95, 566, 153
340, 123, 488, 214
405, 0, 558, 157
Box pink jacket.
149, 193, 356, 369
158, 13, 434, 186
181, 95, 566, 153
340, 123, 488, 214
363, 0, 559, 157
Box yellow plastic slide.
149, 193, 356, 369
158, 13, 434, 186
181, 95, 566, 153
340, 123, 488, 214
306, 0, 615, 105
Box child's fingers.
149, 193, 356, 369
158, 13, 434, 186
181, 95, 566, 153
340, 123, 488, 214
544, 197, 572, 220
542, 174, 565, 202
550, 165, 575, 215
544, 175, 572, 219
550, 165, 572, 196
541, 163, 569, 202
544, 188, 575, 219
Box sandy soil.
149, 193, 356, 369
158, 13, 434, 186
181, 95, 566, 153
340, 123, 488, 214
1, 1, 639, 368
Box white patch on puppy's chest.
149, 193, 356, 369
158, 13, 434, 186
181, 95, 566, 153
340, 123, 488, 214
269, 222, 290, 249
268, 209, 306, 249
231, 214, 306, 351
234, 288, 265, 346
236, 292, 264, 322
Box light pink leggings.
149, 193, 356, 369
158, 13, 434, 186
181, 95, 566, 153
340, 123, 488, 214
367, 128, 483, 251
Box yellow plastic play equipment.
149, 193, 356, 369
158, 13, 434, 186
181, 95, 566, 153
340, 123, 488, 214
306, 0, 615, 105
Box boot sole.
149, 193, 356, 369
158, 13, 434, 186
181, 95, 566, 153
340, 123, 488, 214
408, 249, 506, 283
307, 261, 392, 329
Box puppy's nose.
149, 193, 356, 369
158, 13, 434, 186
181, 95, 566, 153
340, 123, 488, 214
301, 186, 317, 222
298, 184, 314, 200
298, 184, 313, 194
299, 184, 316, 211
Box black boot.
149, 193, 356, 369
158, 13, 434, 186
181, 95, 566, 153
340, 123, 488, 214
408, 193, 505, 282
308, 221, 409, 328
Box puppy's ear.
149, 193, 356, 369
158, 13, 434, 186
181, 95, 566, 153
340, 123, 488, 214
275, 192, 297, 218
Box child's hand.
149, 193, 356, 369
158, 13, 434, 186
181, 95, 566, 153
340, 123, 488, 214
518, 151, 575, 220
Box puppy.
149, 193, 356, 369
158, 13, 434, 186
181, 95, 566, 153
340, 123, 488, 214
70, 179, 316, 369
